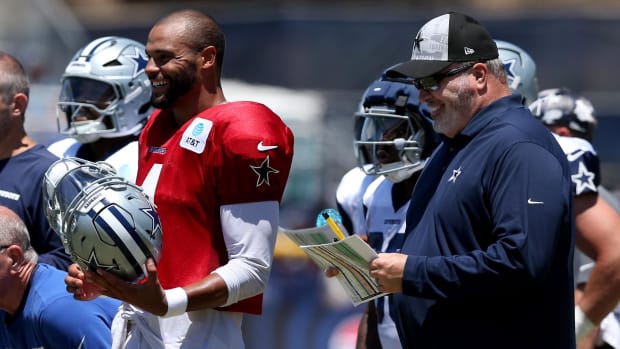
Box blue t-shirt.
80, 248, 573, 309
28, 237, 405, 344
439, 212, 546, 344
5, 264, 120, 349
395, 95, 575, 349
0, 145, 71, 270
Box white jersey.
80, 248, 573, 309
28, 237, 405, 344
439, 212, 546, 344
553, 134, 600, 286
48, 138, 139, 183
363, 175, 407, 349
335, 167, 375, 236
554, 134, 620, 348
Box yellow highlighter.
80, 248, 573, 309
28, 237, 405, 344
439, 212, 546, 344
322, 211, 346, 241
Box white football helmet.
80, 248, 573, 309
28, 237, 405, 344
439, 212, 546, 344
57, 36, 153, 144
353, 77, 438, 183
43, 157, 162, 282
529, 87, 597, 141
496, 39, 539, 106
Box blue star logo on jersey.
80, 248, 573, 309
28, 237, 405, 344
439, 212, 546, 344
448, 167, 462, 183
571, 161, 596, 195
250, 156, 279, 187
141, 206, 162, 239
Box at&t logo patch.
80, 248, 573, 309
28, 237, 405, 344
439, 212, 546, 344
180, 118, 212, 154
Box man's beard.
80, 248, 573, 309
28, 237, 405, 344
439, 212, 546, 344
432, 79, 474, 137
151, 66, 197, 109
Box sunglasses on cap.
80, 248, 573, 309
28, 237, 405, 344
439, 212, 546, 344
412, 62, 477, 92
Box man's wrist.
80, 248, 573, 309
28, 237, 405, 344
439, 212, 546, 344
164, 287, 188, 317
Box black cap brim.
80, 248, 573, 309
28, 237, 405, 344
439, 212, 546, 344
386, 60, 452, 79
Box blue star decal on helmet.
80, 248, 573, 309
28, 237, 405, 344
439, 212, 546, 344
503, 59, 516, 80
78, 248, 120, 272
141, 206, 162, 239
503, 58, 523, 91
571, 161, 596, 195
127, 47, 148, 77
250, 156, 279, 187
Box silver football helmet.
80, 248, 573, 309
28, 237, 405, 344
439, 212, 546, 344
529, 87, 597, 141
43, 157, 162, 282
353, 78, 437, 183
496, 39, 539, 106
57, 36, 153, 144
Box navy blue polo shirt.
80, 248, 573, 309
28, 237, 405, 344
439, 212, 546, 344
393, 95, 575, 349
0, 145, 71, 270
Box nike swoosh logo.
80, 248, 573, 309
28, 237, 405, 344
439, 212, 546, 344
528, 198, 544, 205
566, 150, 585, 162
257, 141, 278, 152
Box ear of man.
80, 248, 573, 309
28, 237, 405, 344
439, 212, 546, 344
11, 93, 28, 118
5, 245, 25, 271
199, 46, 217, 68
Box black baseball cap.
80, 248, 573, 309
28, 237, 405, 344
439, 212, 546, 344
387, 12, 499, 79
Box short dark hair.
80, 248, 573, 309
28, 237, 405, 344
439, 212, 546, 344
157, 10, 226, 76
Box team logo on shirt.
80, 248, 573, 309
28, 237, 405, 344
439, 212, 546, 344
448, 167, 462, 183
180, 118, 212, 154
250, 156, 279, 187
572, 161, 596, 195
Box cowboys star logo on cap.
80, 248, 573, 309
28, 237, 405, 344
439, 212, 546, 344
410, 13, 451, 61
413, 32, 425, 53
387, 12, 499, 79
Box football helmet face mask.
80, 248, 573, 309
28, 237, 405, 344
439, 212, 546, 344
353, 78, 436, 183
496, 40, 539, 106
58, 36, 153, 144
43, 157, 162, 282
529, 88, 597, 141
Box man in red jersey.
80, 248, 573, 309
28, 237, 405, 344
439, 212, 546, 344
64, 9, 294, 348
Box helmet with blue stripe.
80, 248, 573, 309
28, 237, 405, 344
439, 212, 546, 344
43, 157, 162, 282
58, 36, 153, 144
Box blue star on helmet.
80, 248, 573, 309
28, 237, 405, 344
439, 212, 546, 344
503, 59, 516, 80
571, 161, 596, 195
141, 206, 162, 239
127, 47, 148, 77
77, 248, 120, 272
250, 155, 279, 187
503, 58, 519, 86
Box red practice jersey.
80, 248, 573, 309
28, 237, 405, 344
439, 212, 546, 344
137, 101, 294, 314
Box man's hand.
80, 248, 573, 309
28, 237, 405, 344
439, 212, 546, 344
369, 253, 407, 293
85, 258, 168, 316
65, 263, 103, 301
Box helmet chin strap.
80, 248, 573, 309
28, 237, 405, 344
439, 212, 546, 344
385, 166, 416, 183
74, 133, 101, 144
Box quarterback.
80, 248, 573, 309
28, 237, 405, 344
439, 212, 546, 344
64, 9, 294, 349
